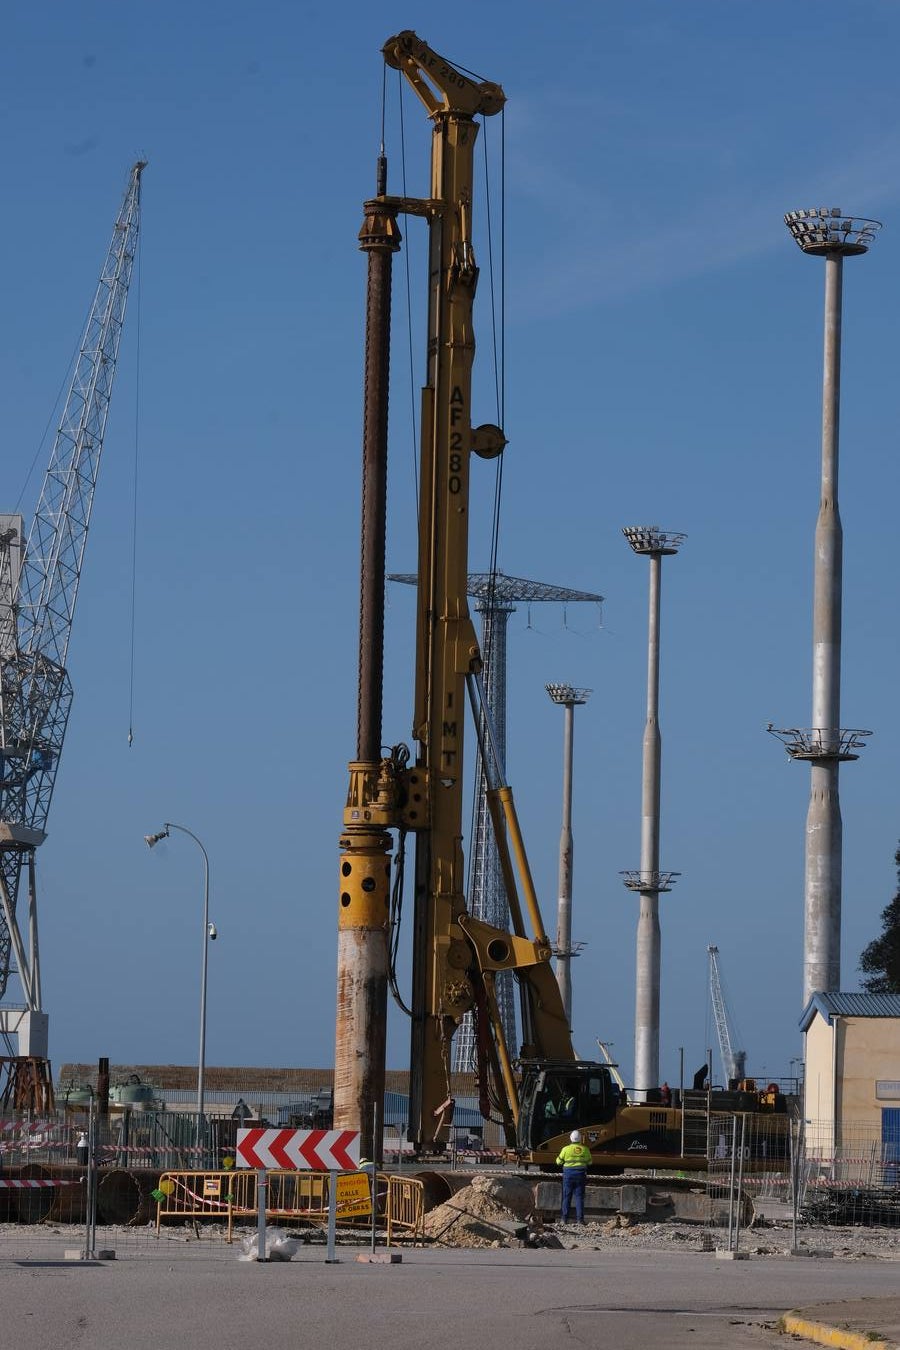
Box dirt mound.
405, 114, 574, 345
423, 1175, 556, 1248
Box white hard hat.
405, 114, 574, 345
570, 1130, 581, 1143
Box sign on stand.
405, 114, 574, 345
235, 1127, 362, 1263
335, 1171, 372, 1217
235, 1128, 360, 1171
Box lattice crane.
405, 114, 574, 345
0, 161, 145, 1106
707, 944, 746, 1086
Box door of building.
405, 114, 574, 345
881, 1107, 900, 1184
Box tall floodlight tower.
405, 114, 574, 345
621, 526, 684, 1100
389, 571, 602, 1070
770, 208, 880, 1006
546, 683, 592, 1027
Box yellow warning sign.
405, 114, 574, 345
203, 1177, 222, 1198
335, 1172, 372, 1216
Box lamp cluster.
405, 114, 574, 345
784, 208, 881, 257
545, 683, 592, 706
621, 526, 685, 556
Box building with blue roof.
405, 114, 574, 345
800, 991, 900, 1174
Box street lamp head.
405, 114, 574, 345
784, 208, 881, 258
208, 923, 217, 941
546, 683, 592, 706
622, 525, 685, 556
144, 827, 170, 849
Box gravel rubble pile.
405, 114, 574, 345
423, 1175, 542, 1248
0, 1212, 898, 1259
414, 1172, 900, 1256
550, 1217, 900, 1258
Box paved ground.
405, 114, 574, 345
1, 1226, 899, 1350
783, 1298, 900, 1349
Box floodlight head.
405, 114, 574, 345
546, 683, 592, 706
622, 526, 685, 556
784, 208, 881, 257
144, 827, 169, 849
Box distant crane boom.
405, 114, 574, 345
596, 1040, 626, 1092
707, 944, 746, 1085
0, 162, 145, 1048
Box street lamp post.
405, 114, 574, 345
545, 683, 592, 1026
145, 823, 212, 1147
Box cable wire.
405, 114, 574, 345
14, 300, 93, 515
388, 826, 412, 1016
127, 223, 143, 747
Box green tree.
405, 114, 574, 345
859, 845, 900, 994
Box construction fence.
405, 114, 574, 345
0, 1104, 504, 1171
0, 1109, 244, 1172
703, 1112, 900, 1238
2, 1108, 900, 1233
153, 1168, 424, 1244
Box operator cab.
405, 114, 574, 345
518, 1061, 616, 1152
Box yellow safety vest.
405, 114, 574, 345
556, 1142, 591, 1169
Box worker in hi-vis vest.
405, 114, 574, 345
556, 1129, 592, 1223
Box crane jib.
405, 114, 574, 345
0, 163, 144, 1032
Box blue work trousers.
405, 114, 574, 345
561, 1167, 586, 1223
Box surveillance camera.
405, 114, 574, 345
208, 923, 217, 940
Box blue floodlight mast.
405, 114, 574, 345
0, 163, 144, 1096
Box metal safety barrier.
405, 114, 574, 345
155, 1170, 424, 1244
384, 1174, 424, 1243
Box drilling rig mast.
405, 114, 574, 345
335, 34, 793, 1174
0, 162, 145, 1108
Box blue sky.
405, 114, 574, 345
3, 2, 900, 1089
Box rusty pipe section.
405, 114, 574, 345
333, 163, 400, 1164
356, 156, 400, 762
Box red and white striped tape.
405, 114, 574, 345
0, 1121, 59, 1135
97, 1145, 205, 1157
0, 1179, 80, 1188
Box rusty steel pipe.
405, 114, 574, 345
356, 168, 400, 761
333, 168, 400, 1164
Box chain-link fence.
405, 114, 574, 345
3, 1107, 900, 1238
798, 1119, 900, 1226
701, 1110, 900, 1253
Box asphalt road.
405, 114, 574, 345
3, 1233, 900, 1350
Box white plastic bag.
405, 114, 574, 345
237, 1232, 300, 1262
